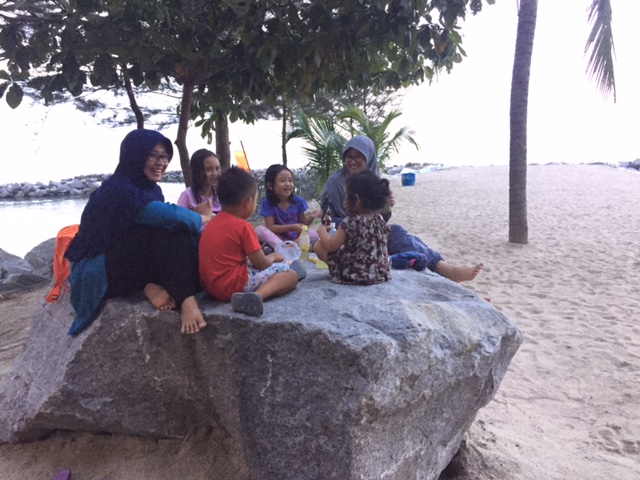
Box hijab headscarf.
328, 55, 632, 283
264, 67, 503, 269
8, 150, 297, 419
320, 135, 380, 221
66, 129, 173, 261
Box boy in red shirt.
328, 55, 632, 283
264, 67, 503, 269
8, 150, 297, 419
199, 167, 305, 316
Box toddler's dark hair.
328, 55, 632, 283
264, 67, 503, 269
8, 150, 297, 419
345, 170, 391, 212
264, 164, 295, 205
217, 167, 258, 206
190, 148, 218, 204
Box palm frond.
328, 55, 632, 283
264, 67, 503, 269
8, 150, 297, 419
585, 0, 616, 102
288, 109, 346, 190
338, 107, 419, 167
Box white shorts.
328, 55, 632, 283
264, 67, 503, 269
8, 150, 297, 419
242, 262, 290, 292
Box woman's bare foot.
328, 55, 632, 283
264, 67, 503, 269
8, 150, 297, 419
435, 262, 484, 283
181, 296, 207, 334
144, 283, 176, 310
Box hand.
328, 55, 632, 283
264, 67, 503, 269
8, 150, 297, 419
269, 252, 285, 263
291, 223, 304, 235
387, 192, 396, 208
317, 224, 329, 237
195, 199, 213, 224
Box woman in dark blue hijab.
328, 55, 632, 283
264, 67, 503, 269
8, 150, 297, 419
66, 129, 210, 335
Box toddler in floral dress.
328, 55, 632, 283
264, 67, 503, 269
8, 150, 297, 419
313, 170, 391, 285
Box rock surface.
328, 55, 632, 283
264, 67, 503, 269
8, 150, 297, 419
23, 238, 56, 279
0, 247, 50, 296
0, 266, 521, 480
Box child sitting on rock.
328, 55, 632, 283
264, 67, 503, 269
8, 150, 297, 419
314, 170, 392, 285
255, 164, 322, 250
176, 149, 222, 230
199, 167, 306, 317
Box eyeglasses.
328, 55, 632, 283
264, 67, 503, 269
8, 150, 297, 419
147, 152, 170, 164
344, 154, 365, 163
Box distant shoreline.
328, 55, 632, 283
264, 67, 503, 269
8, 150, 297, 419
1, 161, 638, 203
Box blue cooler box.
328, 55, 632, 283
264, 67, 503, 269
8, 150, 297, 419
401, 172, 416, 186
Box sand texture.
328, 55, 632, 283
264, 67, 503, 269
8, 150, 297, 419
1, 164, 639, 479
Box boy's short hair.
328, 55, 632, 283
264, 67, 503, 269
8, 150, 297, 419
217, 167, 258, 206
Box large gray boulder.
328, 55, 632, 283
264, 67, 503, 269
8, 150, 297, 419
0, 266, 521, 480
24, 238, 56, 280
0, 247, 49, 295
0, 248, 34, 276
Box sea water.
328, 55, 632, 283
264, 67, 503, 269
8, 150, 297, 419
0, 183, 185, 258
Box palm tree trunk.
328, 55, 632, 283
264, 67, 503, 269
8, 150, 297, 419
509, 0, 537, 244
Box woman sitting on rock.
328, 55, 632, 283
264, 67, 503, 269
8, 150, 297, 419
320, 135, 483, 283
65, 129, 211, 336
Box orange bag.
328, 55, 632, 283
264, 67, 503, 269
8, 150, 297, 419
45, 224, 80, 303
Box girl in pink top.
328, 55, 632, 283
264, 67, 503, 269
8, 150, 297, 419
177, 149, 222, 225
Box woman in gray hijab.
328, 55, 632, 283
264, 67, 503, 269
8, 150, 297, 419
320, 135, 483, 283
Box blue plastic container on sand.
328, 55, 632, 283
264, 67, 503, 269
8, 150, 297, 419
401, 172, 416, 186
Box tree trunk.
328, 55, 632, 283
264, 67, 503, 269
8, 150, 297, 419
122, 70, 144, 129
281, 99, 288, 166
176, 81, 194, 187
215, 113, 231, 171
509, 0, 537, 244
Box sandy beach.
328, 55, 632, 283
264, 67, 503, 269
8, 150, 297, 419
1, 164, 639, 479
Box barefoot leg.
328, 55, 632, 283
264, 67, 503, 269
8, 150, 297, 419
144, 283, 177, 310
435, 262, 484, 283
181, 295, 207, 334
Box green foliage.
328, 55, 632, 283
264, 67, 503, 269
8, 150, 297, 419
585, 0, 616, 102
288, 106, 419, 187
338, 107, 419, 168
286, 110, 346, 191
292, 83, 404, 126
0, 0, 493, 180
5, 83, 23, 108
1, 0, 495, 111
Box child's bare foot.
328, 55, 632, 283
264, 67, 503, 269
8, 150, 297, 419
181, 296, 207, 334
144, 283, 176, 310
436, 262, 484, 283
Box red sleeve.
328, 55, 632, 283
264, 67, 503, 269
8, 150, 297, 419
241, 222, 262, 256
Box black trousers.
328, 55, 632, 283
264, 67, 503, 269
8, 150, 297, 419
104, 224, 201, 307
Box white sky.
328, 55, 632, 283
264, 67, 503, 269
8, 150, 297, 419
1, 0, 638, 183
396, 0, 640, 167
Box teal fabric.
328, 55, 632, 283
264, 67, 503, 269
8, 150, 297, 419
138, 201, 201, 241
67, 255, 108, 335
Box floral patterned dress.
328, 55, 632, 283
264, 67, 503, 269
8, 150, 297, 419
327, 214, 391, 285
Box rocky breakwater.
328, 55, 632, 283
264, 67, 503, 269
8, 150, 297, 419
0, 265, 521, 480
0, 168, 319, 202
0, 175, 106, 200
0, 171, 184, 201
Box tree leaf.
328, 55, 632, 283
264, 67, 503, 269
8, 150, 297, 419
6, 83, 24, 109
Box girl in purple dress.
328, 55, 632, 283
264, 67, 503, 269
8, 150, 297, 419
255, 164, 322, 249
